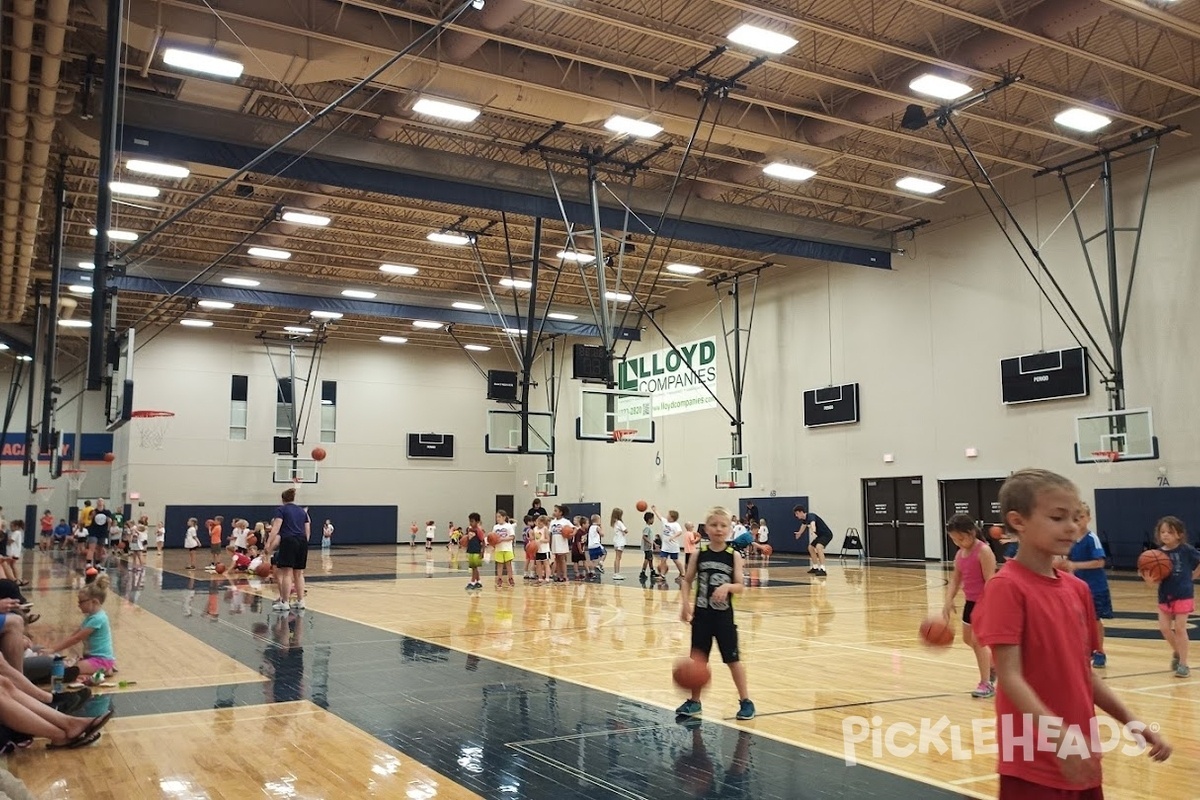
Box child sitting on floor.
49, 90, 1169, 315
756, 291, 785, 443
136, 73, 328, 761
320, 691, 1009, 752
43, 574, 116, 680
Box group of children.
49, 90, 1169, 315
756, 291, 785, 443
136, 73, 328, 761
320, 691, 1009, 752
182, 516, 272, 575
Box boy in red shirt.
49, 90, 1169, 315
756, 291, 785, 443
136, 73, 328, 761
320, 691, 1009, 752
973, 469, 1171, 798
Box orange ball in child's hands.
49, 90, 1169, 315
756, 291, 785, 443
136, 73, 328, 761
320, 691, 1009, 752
672, 656, 712, 691
919, 615, 955, 647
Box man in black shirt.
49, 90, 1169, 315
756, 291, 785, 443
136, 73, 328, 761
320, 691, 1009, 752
794, 505, 833, 575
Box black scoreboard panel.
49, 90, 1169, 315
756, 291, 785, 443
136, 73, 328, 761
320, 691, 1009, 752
406, 433, 455, 459
487, 370, 518, 402
803, 383, 860, 427
1000, 347, 1089, 404
573, 344, 611, 383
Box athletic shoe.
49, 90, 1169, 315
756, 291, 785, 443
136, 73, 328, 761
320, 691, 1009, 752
292, 601, 305, 610
638, 572, 647, 581
807, 567, 818, 574
675, 699, 702, 717
971, 682, 995, 699
736, 699, 756, 720
613, 574, 625, 581
272, 601, 290, 611
465, 582, 475, 590
1092, 652, 1107, 668
1176, 664, 1191, 678
1172, 652, 1180, 671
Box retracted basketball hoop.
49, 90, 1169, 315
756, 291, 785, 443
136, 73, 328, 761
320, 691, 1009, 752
1091, 450, 1120, 475
131, 410, 175, 449
611, 428, 637, 444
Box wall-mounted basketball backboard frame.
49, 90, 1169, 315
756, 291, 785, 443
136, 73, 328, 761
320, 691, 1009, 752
105, 327, 134, 431
486, 410, 554, 455
535, 471, 557, 497
576, 388, 655, 442
1073, 407, 1158, 463
716, 455, 751, 489
274, 455, 319, 484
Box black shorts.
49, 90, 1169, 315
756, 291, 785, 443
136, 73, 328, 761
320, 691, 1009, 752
812, 532, 833, 548
275, 536, 309, 570
690, 610, 740, 664
535, 552, 549, 561
962, 600, 976, 625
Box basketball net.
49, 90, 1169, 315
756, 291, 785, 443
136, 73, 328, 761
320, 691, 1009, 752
131, 410, 175, 449
612, 428, 637, 444
61, 469, 87, 492
1091, 450, 1119, 475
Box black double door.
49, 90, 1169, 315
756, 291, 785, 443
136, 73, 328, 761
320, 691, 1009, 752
938, 478, 1005, 560
861, 476, 925, 560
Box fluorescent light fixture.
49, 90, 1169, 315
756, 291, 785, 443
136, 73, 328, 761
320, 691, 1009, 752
503, 328, 526, 335
547, 312, 578, 321
499, 278, 533, 290
666, 263, 704, 275
221, 277, 260, 287
412, 320, 444, 330
341, 289, 377, 299
452, 302, 485, 311
412, 97, 481, 123
727, 23, 797, 55
427, 231, 474, 246
78, 261, 95, 270
180, 319, 214, 328
909, 73, 972, 100
604, 115, 663, 138
162, 48, 244, 79
557, 250, 595, 263
110, 181, 160, 198
58, 319, 91, 328
0, 344, 8, 351
89, 228, 138, 241
310, 310, 343, 319
380, 263, 419, 276
280, 210, 331, 227
464, 344, 491, 352
896, 176, 945, 195
247, 246, 291, 260
16, 355, 31, 361
1055, 107, 1112, 133
763, 162, 817, 181
126, 159, 189, 179
67, 284, 94, 295
284, 326, 313, 334
198, 300, 234, 310
379, 335, 408, 344
606, 291, 633, 303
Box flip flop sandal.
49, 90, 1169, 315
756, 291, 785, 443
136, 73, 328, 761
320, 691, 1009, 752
79, 709, 114, 739
46, 729, 102, 750
22, 613, 39, 625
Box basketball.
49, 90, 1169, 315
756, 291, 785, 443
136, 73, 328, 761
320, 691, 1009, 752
103, 452, 115, 463
215, 563, 227, 574
410, 523, 418, 535
255, 563, 272, 578
311, 447, 327, 462
919, 615, 955, 647
247, 533, 258, 547
1138, 549, 1172, 582
559, 524, 573, 537
988, 525, 1004, 540
525, 540, 538, 558
636, 500, 648, 513
205, 518, 214, 528
760, 544, 773, 557
672, 656, 712, 692
487, 532, 500, 547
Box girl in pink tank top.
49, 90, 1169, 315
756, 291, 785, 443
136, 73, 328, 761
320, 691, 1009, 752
942, 514, 997, 698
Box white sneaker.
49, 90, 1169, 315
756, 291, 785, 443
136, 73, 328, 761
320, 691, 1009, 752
613, 574, 625, 581
272, 601, 290, 611
292, 600, 306, 610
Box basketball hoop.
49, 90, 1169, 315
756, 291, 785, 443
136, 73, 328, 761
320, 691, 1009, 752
535, 490, 549, 497
611, 428, 637, 444
715, 480, 736, 489
1091, 450, 1119, 475
131, 410, 175, 449
32, 485, 55, 504
61, 468, 87, 491
291, 477, 303, 494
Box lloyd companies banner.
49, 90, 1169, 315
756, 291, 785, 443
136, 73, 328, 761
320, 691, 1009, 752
617, 337, 719, 417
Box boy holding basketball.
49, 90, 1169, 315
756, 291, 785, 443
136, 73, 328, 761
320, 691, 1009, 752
973, 469, 1170, 798
678, 506, 755, 722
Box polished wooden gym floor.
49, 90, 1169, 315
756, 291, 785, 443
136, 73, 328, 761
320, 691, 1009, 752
4, 545, 1198, 798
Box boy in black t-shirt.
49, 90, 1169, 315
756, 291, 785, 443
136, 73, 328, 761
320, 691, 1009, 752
794, 505, 833, 575
678, 506, 755, 721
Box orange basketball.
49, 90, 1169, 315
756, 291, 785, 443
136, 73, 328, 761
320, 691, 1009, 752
524, 540, 538, 558
205, 519, 215, 528
636, 500, 648, 513
919, 615, 955, 647
410, 523, 418, 534
247, 533, 258, 547
760, 544, 773, 557
102, 452, 115, 463
311, 447, 327, 462
1138, 549, 1172, 582
988, 525, 1004, 540
487, 532, 500, 547
255, 563, 272, 578
215, 563, 227, 574
672, 656, 712, 691
559, 524, 574, 538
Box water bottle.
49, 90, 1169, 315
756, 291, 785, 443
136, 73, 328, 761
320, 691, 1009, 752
50, 656, 65, 694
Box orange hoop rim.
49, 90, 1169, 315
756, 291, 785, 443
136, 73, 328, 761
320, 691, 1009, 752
60, 468, 86, 474
611, 428, 638, 442
1091, 450, 1120, 463
131, 410, 175, 418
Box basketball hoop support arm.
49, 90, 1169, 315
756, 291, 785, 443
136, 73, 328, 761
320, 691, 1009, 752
714, 271, 763, 458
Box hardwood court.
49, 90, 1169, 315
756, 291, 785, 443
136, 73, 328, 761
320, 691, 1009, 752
5, 547, 1199, 799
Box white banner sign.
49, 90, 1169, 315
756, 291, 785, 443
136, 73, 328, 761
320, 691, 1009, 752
617, 337, 719, 417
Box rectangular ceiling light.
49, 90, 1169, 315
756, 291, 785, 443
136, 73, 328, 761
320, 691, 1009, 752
895, 176, 946, 195
427, 231, 473, 246
557, 250, 595, 263
341, 289, 377, 299
89, 228, 138, 241
379, 335, 408, 344
380, 263, 419, 275
604, 115, 663, 138
666, 263, 704, 275
58, 319, 91, 328
247, 246, 291, 260
547, 312, 578, 321
412, 320, 444, 329
452, 301, 485, 310
503, 328, 526, 335
180, 319, 214, 328
281, 210, 331, 227
110, 181, 160, 198
727, 23, 797, 55
412, 97, 481, 123
126, 159, 189, 179
499, 278, 533, 290
464, 344, 491, 352
763, 162, 816, 181
1054, 107, 1112, 132
198, 300, 234, 310
221, 276, 260, 287
68, 284, 94, 295
162, 48, 244, 79
606, 291, 633, 303
78, 261, 95, 270
310, 310, 343, 319
909, 73, 972, 100
284, 326, 314, 334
